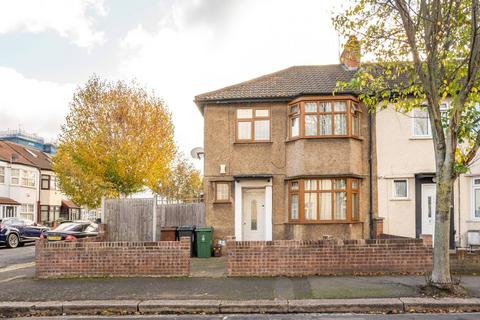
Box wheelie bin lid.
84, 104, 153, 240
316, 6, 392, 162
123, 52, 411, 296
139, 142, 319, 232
177, 225, 195, 231
195, 226, 213, 232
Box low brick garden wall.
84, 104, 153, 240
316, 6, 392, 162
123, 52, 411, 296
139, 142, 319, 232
36, 236, 191, 279
451, 249, 480, 274
226, 237, 433, 277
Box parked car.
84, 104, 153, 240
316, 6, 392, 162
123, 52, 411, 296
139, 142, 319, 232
0, 217, 49, 248
41, 221, 98, 241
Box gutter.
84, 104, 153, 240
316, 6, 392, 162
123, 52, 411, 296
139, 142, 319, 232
368, 112, 374, 239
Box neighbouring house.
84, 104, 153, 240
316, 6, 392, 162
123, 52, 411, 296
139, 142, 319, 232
0, 197, 20, 220
195, 40, 377, 242
0, 140, 74, 224
376, 104, 480, 248
60, 199, 81, 221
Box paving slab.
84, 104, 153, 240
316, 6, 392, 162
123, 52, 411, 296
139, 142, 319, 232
139, 300, 220, 314
220, 300, 288, 313
62, 299, 139, 315
288, 298, 404, 314
401, 297, 480, 313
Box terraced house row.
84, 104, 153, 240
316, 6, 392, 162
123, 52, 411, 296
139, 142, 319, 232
0, 140, 81, 225
195, 37, 480, 248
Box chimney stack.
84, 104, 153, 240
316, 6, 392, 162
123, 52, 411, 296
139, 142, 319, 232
340, 35, 361, 70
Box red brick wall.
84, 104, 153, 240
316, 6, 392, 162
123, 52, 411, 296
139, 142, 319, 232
36, 236, 190, 279
451, 249, 480, 274
226, 237, 432, 277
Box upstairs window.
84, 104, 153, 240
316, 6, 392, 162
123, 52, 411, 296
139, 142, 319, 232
0, 166, 4, 184
413, 108, 430, 136
41, 174, 51, 190
288, 98, 360, 139
236, 108, 271, 142
11, 169, 19, 185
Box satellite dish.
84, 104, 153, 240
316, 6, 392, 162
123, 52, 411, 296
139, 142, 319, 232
190, 147, 204, 160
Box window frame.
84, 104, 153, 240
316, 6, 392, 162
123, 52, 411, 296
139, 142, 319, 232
41, 174, 51, 190
288, 178, 360, 224
214, 181, 231, 203
11, 168, 20, 185
392, 179, 409, 200
472, 177, 480, 221
287, 97, 361, 140
0, 166, 4, 184
235, 107, 272, 143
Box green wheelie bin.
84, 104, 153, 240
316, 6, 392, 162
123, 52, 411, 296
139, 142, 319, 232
195, 226, 213, 258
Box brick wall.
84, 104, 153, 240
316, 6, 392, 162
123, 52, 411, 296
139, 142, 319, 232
451, 249, 480, 274
226, 237, 432, 277
36, 236, 191, 279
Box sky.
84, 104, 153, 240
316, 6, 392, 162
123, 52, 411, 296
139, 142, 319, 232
0, 0, 347, 166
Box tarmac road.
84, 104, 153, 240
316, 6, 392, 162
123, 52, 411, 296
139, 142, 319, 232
0, 241, 35, 268
14, 313, 480, 319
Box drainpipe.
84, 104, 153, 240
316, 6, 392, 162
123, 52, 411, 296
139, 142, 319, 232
368, 112, 374, 239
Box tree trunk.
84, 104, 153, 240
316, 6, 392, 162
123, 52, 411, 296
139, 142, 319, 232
431, 170, 454, 286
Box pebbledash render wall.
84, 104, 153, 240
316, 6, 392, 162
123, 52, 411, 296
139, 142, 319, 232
35, 236, 191, 279
203, 100, 377, 242
225, 237, 432, 277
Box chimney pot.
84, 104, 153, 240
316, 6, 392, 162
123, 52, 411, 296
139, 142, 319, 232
340, 35, 361, 70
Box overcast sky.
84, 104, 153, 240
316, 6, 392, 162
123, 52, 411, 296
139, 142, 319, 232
0, 0, 347, 164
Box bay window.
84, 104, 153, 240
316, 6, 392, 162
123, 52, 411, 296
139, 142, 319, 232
0, 166, 4, 184
236, 107, 271, 142
289, 178, 360, 223
288, 98, 360, 139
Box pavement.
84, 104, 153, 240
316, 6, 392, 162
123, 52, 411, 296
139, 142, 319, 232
2, 244, 480, 317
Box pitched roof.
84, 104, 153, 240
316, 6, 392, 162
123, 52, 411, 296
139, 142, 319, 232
0, 197, 20, 205
0, 141, 52, 170
195, 64, 358, 105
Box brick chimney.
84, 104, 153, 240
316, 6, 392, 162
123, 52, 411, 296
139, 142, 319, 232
340, 35, 361, 70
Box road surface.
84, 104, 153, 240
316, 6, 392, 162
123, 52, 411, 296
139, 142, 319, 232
14, 313, 480, 319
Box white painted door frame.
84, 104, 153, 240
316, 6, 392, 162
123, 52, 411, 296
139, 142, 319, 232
421, 183, 436, 236
234, 179, 272, 241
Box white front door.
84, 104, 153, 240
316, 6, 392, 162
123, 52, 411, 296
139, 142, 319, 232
421, 184, 436, 235
242, 188, 265, 241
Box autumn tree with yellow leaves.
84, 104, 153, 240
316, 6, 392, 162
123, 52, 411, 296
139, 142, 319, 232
53, 76, 176, 208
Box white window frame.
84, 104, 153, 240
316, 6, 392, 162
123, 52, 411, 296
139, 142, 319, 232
392, 179, 409, 200
11, 168, 20, 185
412, 107, 431, 137
471, 177, 480, 221
412, 103, 449, 138
0, 166, 4, 184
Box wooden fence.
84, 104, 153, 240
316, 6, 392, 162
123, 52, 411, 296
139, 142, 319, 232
104, 198, 205, 242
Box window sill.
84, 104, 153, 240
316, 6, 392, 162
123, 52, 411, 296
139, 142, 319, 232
285, 221, 363, 225
466, 219, 480, 223
234, 141, 273, 145
213, 201, 232, 204
390, 198, 411, 201
286, 136, 363, 143
409, 136, 432, 140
